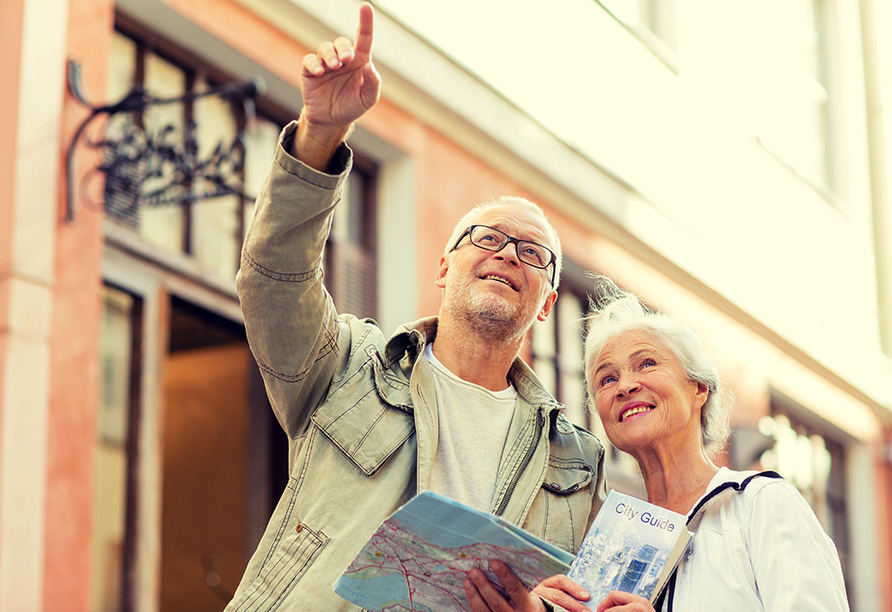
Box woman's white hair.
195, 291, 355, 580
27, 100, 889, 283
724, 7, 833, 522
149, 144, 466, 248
584, 275, 732, 456
442, 196, 563, 290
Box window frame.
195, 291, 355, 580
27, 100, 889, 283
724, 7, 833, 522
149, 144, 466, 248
761, 398, 853, 605
93, 283, 144, 612
108, 15, 294, 274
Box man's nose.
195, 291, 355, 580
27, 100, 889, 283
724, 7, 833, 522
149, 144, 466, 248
494, 241, 521, 265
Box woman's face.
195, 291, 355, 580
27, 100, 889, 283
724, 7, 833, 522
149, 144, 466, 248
591, 329, 708, 457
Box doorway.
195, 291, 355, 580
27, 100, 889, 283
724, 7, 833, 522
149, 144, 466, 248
159, 297, 286, 612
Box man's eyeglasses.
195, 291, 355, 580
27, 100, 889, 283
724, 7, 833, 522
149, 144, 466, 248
449, 225, 557, 287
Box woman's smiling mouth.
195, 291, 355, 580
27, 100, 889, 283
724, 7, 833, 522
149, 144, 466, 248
620, 402, 654, 422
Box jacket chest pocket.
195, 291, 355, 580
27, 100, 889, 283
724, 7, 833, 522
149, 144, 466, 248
542, 460, 594, 495
311, 360, 415, 476
527, 461, 596, 553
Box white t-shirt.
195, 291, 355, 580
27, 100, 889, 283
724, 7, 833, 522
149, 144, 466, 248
423, 343, 516, 512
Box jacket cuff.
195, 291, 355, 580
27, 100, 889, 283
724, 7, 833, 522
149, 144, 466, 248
275, 120, 353, 184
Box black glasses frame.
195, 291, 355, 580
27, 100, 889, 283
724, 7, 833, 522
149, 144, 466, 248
449, 224, 557, 287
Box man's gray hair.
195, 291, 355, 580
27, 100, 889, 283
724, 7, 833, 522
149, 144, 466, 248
583, 275, 732, 456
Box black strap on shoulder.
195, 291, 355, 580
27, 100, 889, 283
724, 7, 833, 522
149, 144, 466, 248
685, 470, 781, 527
654, 471, 783, 612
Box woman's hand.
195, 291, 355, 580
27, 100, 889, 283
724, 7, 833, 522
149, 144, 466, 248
533, 574, 592, 611
595, 590, 655, 612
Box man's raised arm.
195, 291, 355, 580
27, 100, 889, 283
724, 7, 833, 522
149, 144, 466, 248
236, 3, 380, 438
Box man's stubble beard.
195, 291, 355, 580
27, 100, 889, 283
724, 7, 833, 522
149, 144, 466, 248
445, 274, 541, 342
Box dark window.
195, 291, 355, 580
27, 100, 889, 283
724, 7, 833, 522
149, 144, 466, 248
531, 281, 589, 429
93, 285, 142, 612
106, 16, 288, 279
537, 271, 649, 495
758, 406, 852, 606
323, 155, 379, 320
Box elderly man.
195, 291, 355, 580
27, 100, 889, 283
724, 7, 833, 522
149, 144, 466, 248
228, 4, 605, 611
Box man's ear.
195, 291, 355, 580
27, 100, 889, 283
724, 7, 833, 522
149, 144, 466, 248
435, 255, 448, 289
537, 290, 558, 321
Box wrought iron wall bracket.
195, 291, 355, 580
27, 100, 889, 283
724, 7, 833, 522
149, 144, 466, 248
65, 59, 263, 223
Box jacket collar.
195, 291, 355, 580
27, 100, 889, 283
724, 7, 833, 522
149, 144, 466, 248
382, 316, 563, 415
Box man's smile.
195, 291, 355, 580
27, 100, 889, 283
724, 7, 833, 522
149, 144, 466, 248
480, 273, 518, 291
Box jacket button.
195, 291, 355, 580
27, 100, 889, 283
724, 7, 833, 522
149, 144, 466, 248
295, 523, 303, 533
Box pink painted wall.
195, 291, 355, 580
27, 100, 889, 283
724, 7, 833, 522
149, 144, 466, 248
0, 0, 25, 497
44, 0, 115, 609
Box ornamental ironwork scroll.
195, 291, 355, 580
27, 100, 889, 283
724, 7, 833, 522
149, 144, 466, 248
66, 59, 264, 223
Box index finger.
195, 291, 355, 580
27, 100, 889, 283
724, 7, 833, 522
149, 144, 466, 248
354, 2, 375, 57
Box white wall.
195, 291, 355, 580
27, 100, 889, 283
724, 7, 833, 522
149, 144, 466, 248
346, 0, 891, 410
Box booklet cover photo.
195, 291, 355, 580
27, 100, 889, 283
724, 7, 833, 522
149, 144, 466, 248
566, 490, 692, 607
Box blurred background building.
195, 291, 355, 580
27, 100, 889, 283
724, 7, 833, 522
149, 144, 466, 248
2, 0, 891, 610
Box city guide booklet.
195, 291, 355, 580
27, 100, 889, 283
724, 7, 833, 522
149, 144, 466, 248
333, 489, 691, 611
566, 490, 693, 608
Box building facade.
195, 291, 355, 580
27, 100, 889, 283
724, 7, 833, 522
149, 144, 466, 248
1, 0, 891, 610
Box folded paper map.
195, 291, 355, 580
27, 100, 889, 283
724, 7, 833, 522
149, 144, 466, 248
333, 491, 573, 611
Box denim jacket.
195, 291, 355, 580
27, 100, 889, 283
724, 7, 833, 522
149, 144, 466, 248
227, 121, 607, 612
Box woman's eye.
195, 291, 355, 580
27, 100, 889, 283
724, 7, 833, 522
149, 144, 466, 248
640, 358, 656, 369
599, 374, 617, 387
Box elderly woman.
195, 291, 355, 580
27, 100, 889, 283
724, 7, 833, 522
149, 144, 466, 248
581, 277, 849, 612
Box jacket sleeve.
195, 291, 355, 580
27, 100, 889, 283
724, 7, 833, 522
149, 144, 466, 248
236, 120, 353, 439
748, 479, 850, 611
